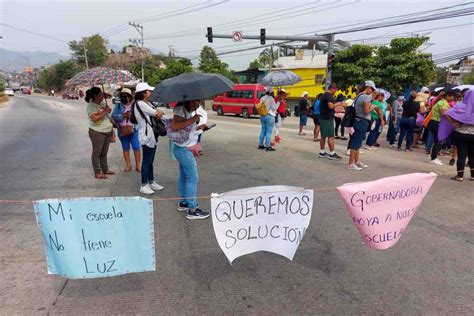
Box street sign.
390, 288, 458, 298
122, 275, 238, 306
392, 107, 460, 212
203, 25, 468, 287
232, 31, 243, 42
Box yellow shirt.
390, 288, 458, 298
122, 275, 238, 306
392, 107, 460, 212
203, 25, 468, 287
87, 101, 113, 133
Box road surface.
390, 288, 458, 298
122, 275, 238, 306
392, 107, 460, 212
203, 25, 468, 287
0, 95, 472, 314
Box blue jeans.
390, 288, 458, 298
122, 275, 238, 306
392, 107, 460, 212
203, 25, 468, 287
366, 119, 380, 146
173, 145, 199, 209
425, 130, 434, 151
259, 115, 275, 147
141, 145, 156, 185
348, 118, 369, 150
388, 117, 400, 145
398, 117, 416, 150
118, 130, 140, 151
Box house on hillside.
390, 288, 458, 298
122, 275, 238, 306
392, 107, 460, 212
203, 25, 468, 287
447, 56, 473, 85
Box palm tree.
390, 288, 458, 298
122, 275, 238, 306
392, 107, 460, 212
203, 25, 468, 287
259, 47, 279, 70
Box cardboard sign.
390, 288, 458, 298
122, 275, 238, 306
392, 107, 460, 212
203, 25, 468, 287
336, 173, 437, 250
33, 197, 155, 279
211, 186, 313, 263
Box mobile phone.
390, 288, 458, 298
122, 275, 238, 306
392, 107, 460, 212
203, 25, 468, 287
206, 122, 216, 130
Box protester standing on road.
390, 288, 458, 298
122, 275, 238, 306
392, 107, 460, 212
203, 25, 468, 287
388, 95, 404, 146
86, 87, 115, 179
258, 87, 279, 151
443, 89, 474, 181
318, 83, 343, 160
112, 88, 141, 172
132, 82, 165, 194
428, 90, 456, 165
348, 81, 376, 170
334, 94, 347, 140
397, 91, 421, 152
365, 92, 385, 150
312, 93, 322, 142
298, 92, 310, 136
171, 100, 210, 220
274, 89, 288, 143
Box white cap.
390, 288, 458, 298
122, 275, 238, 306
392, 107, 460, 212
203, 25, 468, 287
301, 91, 309, 97
365, 80, 377, 90
265, 86, 274, 93
135, 82, 154, 93
421, 87, 430, 93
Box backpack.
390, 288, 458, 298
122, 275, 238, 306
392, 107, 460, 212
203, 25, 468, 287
132, 101, 167, 139
256, 97, 269, 116
341, 95, 361, 128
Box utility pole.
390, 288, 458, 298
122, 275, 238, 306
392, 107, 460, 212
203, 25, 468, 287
83, 43, 89, 69
129, 22, 144, 82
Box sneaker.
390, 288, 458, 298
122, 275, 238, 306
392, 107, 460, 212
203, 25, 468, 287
186, 208, 210, 220
364, 146, 376, 151
328, 153, 342, 160
345, 149, 351, 156
391, 144, 398, 148
258, 145, 265, 150
318, 152, 327, 158
149, 181, 164, 191
374, 143, 380, 147
356, 161, 368, 168
348, 164, 362, 171
140, 184, 154, 195
430, 159, 443, 166
449, 158, 455, 166
177, 202, 189, 212
265, 147, 276, 151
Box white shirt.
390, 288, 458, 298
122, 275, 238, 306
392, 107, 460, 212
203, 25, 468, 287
193, 106, 208, 135
260, 95, 280, 116
134, 100, 158, 148
173, 105, 200, 147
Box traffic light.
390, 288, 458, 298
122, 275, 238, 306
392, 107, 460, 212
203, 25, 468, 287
260, 28, 266, 45
327, 53, 335, 68
207, 27, 213, 43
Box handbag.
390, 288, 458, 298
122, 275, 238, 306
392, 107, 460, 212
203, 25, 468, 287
110, 129, 117, 143
118, 124, 134, 137
416, 112, 424, 127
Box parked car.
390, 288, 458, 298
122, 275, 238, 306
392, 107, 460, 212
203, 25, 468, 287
62, 91, 80, 100
4, 88, 15, 96
21, 88, 32, 95
212, 84, 266, 118
166, 102, 178, 109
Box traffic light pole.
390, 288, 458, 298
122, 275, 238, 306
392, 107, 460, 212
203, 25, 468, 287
206, 29, 335, 88
325, 34, 335, 90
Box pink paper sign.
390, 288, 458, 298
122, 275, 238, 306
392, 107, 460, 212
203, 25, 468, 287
336, 173, 437, 250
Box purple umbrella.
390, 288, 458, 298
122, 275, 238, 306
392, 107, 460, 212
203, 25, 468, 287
438, 89, 474, 141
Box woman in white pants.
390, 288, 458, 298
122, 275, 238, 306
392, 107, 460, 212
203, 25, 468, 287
274, 89, 288, 142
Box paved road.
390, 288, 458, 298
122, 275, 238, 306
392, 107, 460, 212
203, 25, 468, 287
1, 96, 472, 314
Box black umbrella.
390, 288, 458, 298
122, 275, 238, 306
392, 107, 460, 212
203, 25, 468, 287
150, 72, 235, 103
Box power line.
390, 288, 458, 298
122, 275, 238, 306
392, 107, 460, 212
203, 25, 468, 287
0, 23, 67, 43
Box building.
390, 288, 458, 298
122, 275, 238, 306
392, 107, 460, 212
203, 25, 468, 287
447, 56, 473, 85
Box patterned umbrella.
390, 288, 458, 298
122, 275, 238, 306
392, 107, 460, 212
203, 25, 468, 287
65, 67, 137, 87
260, 70, 301, 87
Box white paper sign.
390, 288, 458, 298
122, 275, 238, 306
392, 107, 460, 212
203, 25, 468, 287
211, 186, 313, 263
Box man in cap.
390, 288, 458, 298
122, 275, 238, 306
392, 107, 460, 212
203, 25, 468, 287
298, 91, 310, 135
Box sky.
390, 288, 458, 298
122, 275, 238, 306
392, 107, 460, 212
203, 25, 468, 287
1, 0, 473, 70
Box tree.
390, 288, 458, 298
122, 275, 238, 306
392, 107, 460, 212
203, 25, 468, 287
37, 60, 82, 91
248, 59, 263, 70
0, 73, 5, 92
462, 68, 474, 84
259, 47, 278, 69
377, 37, 435, 93
148, 57, 193, 86
332, 37, 436, 93
69, 34, 108, 68
435, 67, 448, 83
199, 46, 236, 81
